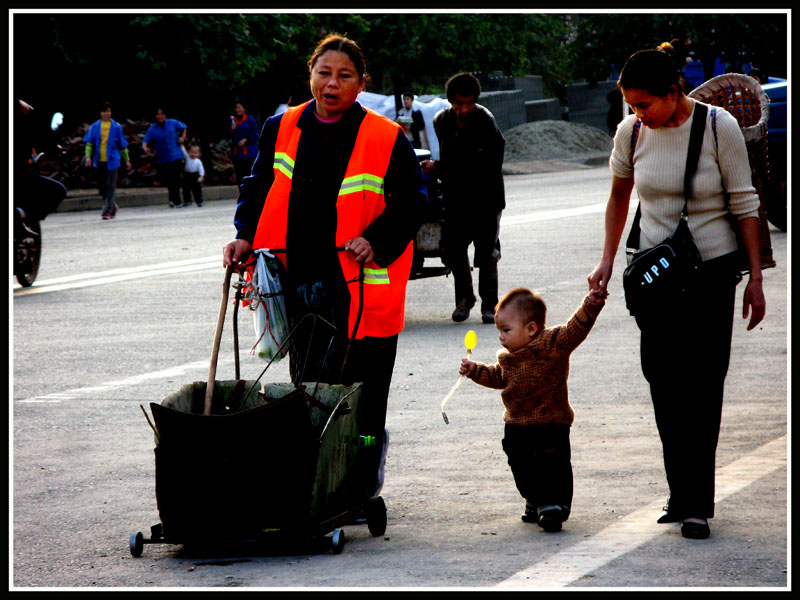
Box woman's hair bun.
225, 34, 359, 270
658, 39, 689, 70
657, 41, 674, 54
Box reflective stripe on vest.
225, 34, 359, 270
273, 152, 295, 179
363, 267, 390, 285
251, 101, 412, 339
339, 173, 384, 196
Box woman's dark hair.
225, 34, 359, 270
308, 34, 368, 82
618, 39, 689, 97
99, 101, 112, 112
444, 72, 481, 102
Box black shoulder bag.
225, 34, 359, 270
622, 102, 708, 317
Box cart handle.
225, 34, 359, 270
204, 264, 234, 415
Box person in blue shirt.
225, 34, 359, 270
83, 101, 131, 219
142, 107, 187, 208
229, 101, 259, 187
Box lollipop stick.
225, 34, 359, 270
441, 331, 476, 425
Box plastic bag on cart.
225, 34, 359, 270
250, 249, 290, 362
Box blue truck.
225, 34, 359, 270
762, 78, 787, 231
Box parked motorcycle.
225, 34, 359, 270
410, 148, 450, 280
14, 100, 67, 287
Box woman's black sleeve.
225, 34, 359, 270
233, 115, 281, 242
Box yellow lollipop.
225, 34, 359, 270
441, 330, 478, 424
464, 330, 477, 355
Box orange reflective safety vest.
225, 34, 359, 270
252, 101, 413, 339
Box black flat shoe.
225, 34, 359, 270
657, 500, 681, 523
681, 520, 710, 539
537, 507, 563, 532
538, 513, 562, 532
657, 509, 681, 524
521, 504, 537, 523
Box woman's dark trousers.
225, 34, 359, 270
159, 160, 184, 207
636, 253, 741, 520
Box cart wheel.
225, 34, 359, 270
130, 532, 144, 557
330, 528, 346, 554
366, 496, 387, 537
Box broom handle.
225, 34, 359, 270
205, 264, 234, 415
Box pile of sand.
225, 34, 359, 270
503, 120, 613, 162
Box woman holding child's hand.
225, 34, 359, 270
588, 40, 766, 540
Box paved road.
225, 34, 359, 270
12, 166, 788, 589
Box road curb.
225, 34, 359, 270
57, 185, 239, 213
58, 157, 608, 213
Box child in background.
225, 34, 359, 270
460, 286, 606, 532
181, 143, 205, 207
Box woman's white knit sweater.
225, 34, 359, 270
610, 99, 761, 262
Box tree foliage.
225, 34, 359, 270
12, 11, 786, 143
569, 13, 788, 85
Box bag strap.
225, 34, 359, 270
682, 101, 708, 214
625, 101, 708, 251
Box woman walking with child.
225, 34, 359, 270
588, 40, 766, 539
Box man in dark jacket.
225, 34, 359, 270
422, 72, 505, 323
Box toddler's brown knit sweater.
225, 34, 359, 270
468, 295, 604, 426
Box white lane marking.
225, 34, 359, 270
14, 200, 635, 296
502, 201, 638, 227
503, 203, 608, 225
497, 435, 787, 588
16, 360, 214, 403
13, 256, 222, 296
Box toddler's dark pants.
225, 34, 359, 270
182, 172, 203, 205
635, 251, 741, 520
502, 423, 572, 518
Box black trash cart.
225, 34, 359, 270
130, 264, 387, 557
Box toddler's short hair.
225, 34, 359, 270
497, 288, 546, 328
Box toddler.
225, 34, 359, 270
460, 287, 606, 532
181, 143, 205, 207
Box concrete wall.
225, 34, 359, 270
526, 98, 562, 122
479, 89, 527, 132
421, 75, 620, 133
565, 80, 618, 132
512, 75, 544, 102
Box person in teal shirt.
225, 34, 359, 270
142, 107, 187, 208
83, 101, 131, 219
